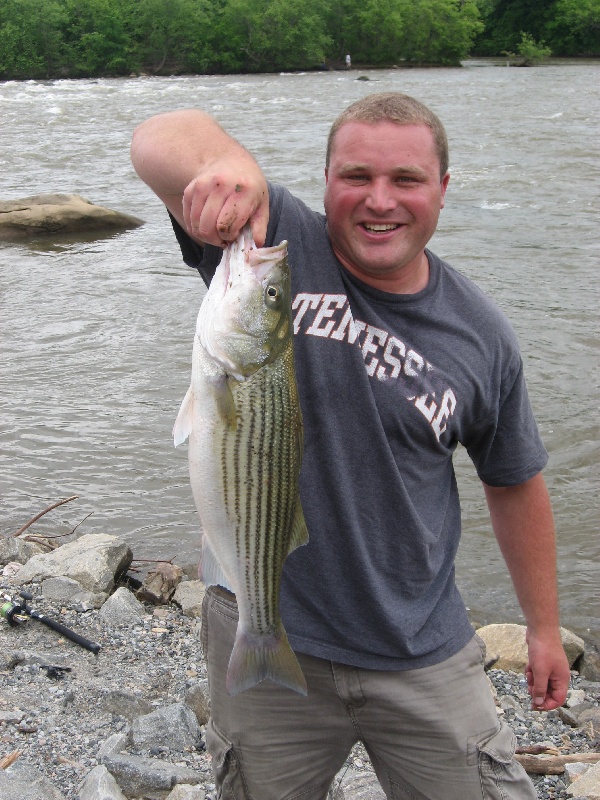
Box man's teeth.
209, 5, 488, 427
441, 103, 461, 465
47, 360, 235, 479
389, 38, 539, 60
364, 223, 399, 232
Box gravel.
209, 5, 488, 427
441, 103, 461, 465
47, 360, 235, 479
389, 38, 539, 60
1, 582, 598, 800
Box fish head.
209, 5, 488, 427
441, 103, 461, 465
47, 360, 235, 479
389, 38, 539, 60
200, 232, 291, 381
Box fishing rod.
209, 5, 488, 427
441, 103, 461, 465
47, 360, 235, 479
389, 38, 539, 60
1, 590, 101, 655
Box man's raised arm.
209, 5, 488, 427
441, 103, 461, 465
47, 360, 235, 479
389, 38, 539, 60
130, 109, 269, 247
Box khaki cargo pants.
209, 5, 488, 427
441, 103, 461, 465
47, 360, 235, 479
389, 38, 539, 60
201, 587, 536, 800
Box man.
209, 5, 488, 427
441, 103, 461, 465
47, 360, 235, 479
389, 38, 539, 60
131, 92, 570, 800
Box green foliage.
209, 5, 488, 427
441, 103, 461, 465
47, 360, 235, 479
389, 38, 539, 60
474, 0, 600, 55
396, 0, 484, 65
208, 0, 331, 72
516, 32, 552, 63
1, 0, 596, 79
502, 32, 552, 65
0, 0, 68, 78
547, 0, 600, 55
62, 0, 129, 76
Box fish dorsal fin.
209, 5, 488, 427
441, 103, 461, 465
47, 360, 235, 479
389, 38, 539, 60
200, 535, 234, 592
288, 501, 309, 554
173, 387, 194, 447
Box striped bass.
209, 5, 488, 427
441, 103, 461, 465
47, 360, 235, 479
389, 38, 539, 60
173, 227, 308, 696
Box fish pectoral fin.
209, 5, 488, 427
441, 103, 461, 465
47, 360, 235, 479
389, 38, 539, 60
212, 376, 237, 428
200, 535, 234, 593
226, 625, 307, 697
288, 501, 309, 554
173, 387, 194, 447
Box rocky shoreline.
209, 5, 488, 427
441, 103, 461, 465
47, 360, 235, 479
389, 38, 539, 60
1, 533, 599, 800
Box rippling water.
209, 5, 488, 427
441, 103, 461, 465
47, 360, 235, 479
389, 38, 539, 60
1, 62, 598, 641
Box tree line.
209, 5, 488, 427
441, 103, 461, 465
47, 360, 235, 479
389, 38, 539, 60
0, 0, 598, 81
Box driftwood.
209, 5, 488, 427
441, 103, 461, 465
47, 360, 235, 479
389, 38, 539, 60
515, 751, 600, 774
10, 495, 79, 537
0, 750, 21, 769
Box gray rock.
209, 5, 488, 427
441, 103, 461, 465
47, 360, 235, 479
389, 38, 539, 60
566, 760, 600, 798
184, 681, 210, 726
0, 537, 46, 566
166, 785, 207, 799
13, 533, 132, 594
0, 194, 143, 241
98, 732, 131, 759
102, 753, 203, 800
476, 624, 585, 671
41, 576, 107, 609
99, 587, 146, 626
5, 649, 72, 670
173, 580, 205, 618
78, 764, 128, 800
332, 769, 385, 799
101, 689, 153, 720
0, 760, 67, 800
579, 648, 600, 682
559, 702, 600, 729
132, 702, 203, 752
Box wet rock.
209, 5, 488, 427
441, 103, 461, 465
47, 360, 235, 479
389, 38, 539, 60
137, 563, 183, 604
12, 533, 132, 594
0, 194, 143, 241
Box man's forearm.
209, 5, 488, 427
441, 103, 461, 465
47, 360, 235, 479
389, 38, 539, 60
483, 473, 560, 633
130, 109, 269, 246
483, 473, 570, 710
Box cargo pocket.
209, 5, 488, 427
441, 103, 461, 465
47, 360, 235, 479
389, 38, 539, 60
205, 719, 250, 800
474, 724, 535, 800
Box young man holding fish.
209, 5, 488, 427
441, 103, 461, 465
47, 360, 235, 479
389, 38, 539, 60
131, 93, 570, 800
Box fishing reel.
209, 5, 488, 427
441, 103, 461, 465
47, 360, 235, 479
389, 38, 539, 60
1, 595, 29, 626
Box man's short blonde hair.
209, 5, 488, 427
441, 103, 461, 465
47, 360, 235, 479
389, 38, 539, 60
326, 92, 449, 179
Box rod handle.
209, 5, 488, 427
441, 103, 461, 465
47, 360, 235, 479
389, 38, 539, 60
29, 610, 101, 654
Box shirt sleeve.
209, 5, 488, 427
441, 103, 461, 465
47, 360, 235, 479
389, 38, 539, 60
464, 359, 548, 486
167, 211, 222, 288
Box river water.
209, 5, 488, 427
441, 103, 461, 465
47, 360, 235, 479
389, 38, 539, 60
1, 62, 598, 642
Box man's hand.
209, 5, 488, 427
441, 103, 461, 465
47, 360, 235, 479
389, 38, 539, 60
525, 627, 570, 711
130, 109, 269, 247
182, 161, 269, 248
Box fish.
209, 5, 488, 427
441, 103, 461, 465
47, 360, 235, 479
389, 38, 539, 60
173, 227, 308, 696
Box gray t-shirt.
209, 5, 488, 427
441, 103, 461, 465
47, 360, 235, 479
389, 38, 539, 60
171, 182, 548, 671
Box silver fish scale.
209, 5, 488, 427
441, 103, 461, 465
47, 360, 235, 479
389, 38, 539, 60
220, 340, 303, 637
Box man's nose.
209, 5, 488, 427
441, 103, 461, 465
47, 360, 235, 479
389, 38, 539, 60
364, 179, 397, 213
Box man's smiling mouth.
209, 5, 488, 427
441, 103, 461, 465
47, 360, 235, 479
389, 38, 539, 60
362, 223, 400, 232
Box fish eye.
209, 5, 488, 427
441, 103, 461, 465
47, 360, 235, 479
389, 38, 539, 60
265, 284, 281, 304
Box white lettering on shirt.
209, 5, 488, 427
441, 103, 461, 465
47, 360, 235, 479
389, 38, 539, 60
292, 292, 457, 442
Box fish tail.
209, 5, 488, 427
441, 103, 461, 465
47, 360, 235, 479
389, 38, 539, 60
226, 626, 307, 697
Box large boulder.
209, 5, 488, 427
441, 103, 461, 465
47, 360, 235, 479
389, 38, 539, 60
477, 623, 585, 671
0, 194, 143, 240
12, 533, 132, 595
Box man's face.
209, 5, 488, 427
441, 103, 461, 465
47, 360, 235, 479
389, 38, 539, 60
323, 120, 449, 293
